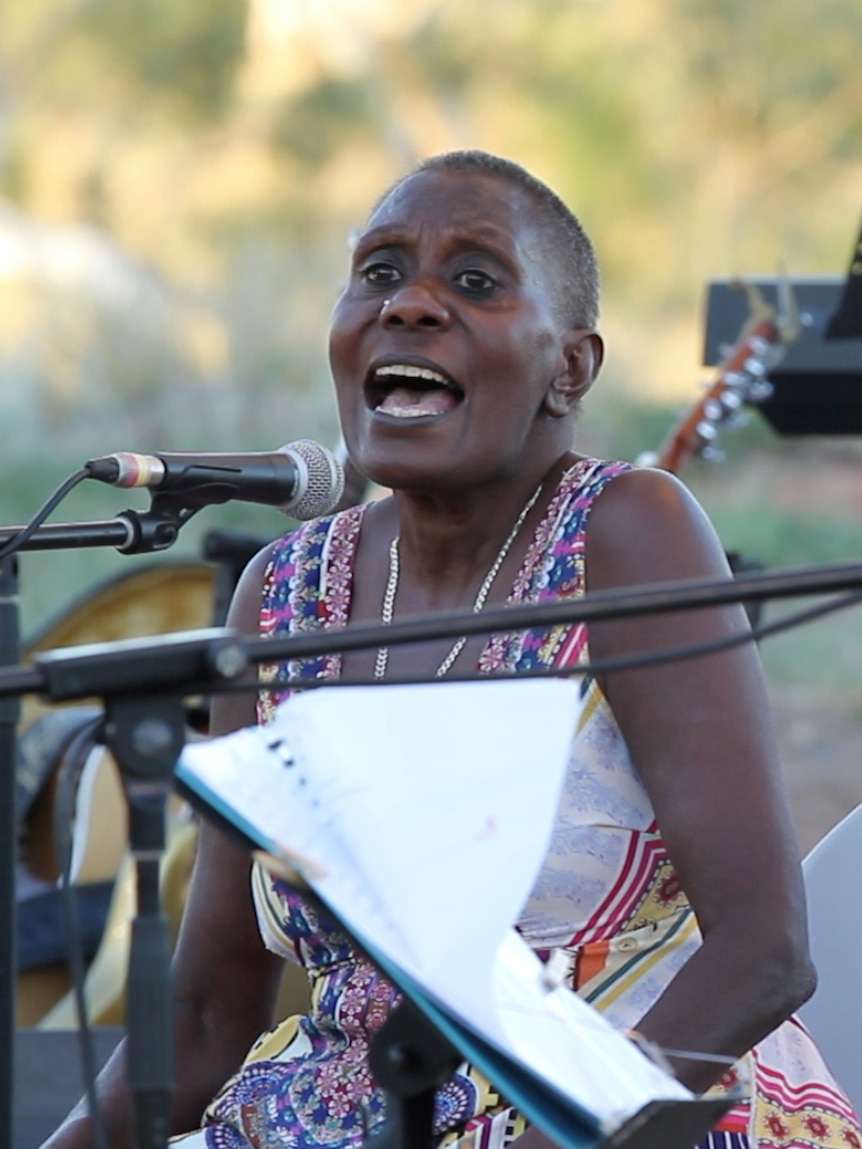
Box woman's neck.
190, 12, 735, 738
387, 451, 578, 609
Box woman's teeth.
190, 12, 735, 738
373, 364, 462, 418
374, 364, 450, 386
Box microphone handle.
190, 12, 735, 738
86, 452, 300, 507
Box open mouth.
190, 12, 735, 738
367, 363, 465, 419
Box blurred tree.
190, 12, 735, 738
0, 0, 859, 426
77, 0, 247, 121
270, 77, 379, 167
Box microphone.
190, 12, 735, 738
85, 439, 346, 521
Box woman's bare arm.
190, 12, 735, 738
583, 467, 815, 1092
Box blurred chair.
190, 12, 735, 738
16, 558, 217, 1025
799, 803, 862, 1113
37, 809, 311, 1030
37, 806, 198, 1029
17, 716, 198, 1029
16, 718, 125, 1026
17, 537, 321, 1030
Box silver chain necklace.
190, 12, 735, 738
373, 482, 544, 680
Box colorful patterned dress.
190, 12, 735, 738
176, 458, 861, 1149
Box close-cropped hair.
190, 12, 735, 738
376, 149, 601, 330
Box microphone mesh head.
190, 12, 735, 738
283, 439, 346, 520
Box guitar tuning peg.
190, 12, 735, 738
719, 390, 744, 412
743, 356, 768, 378
747, 334, 772, 357
722, 411, 749, 431
695, 420, 719, 442
721, 371, 748, 389
703, 398, 724, 421
700, 445, 726, 463
634, 450, 659, 468
746, 379, 774, 403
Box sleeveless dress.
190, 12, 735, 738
176, 458, 861, 1149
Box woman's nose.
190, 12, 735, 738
380, 285, 451, 330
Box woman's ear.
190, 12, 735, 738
543, 330, 604, 418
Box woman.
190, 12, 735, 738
44, 151, 860, 1149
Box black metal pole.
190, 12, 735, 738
365, 997, 462, 1149
0, 555, 21, 1149
0, 511, 180, 555
245, 556, 862, 667
0, 520, 136, 551
105, 694, 187, 1149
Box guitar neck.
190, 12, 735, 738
651, 313, 781, 475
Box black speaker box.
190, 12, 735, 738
703, 276, 862, 436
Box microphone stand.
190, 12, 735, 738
0, 507, 188, 555
361, 994, 462, 1149
1, 630, 248, 1149
0, 499, 194, 1149
2, 629, 469, 1149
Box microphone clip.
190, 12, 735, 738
113, 498, 196, 554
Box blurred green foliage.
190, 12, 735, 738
271, 78, 380, 167
79, 0, 247, 120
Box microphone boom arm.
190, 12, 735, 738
0, 501, 195, 555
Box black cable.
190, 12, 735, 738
0, 470, 91, 562
237, 556, 862, 672
52, 714, 111, 1149
203, 585, 862, 695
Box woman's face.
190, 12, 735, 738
329, 169, 577, 494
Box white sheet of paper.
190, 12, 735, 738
178, 713, 423, 967
282, 678, 580, 986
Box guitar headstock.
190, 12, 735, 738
638, 277, 800, 474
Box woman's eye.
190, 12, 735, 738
454, 269, 496, 294
361, 262, 400, 287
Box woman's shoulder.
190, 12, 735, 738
550, 455, 635, 539
560, 455, 635, 499
578, 461, 734, 586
